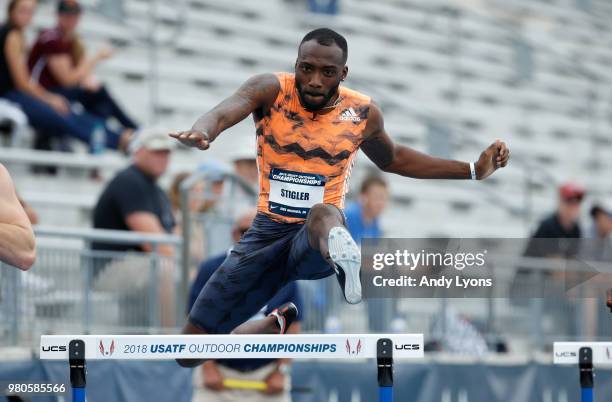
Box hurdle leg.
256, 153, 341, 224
579, 347, 594, 402
69, 340, 87, 402
377, 338, 394, 402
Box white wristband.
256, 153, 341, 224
469, 162, 477, 180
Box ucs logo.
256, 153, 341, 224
42, 345, 66, 352
555, 351, 577, 358
99, 340, 115, 357
346, 339, 362, 356
395, 344, 420, 351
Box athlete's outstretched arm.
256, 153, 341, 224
169, 73, 280, 150
0, 164, 36, 270
360, 102, 509, 179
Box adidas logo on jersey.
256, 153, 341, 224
339, 107, 361, 122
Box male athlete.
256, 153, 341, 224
171, 28, 510, 366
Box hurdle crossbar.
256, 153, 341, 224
42, 334, 423, 402
40, 334, 423, 360
554, 342, 612, 365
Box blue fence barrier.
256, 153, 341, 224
1, 359, 612, 402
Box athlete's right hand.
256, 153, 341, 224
202, 361, 225, 391
169, 130, 211, 150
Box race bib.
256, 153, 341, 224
268, 169, 326, 218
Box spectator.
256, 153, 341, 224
195, 160, 227, 213
344, 175, 389, 244
0, 0, 131, 152
92, 127, 175, 251
429, 306, 489, 356
0, 98, 27, 146
189, 208, 301, 402
230, 146, 258, 188
580, 205, 612, 338
588, 204, 612, 241
524, 182, 586, 259
169, 172, 205, 215
169, 172, 207, 274
28, 0, 139, 134
516, 182, 587, 337
345, 175, 391, 332
91, 127, 176, 325
0, 162, 35, 270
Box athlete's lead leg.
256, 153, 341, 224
306, 203, 362, 304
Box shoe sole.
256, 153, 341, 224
328, 227, 362, 304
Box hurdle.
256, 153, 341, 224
553, 342, 612, 402
40, 333, 424, 402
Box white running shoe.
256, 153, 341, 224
328, 226, 362, 304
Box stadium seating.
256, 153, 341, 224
1, 0, 610, 350
1, 0, 608, 235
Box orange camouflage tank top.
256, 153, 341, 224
255, 72, 371, 223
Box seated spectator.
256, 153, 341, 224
0, 98, 27, 146
524, 182, 585, 259
0, 0, 131, 152
230, 145, 258, 188
580, 205, 612, 338
189, 208, 302, 402
92, 127, 176, 251
196, 160, 227, 213
28, 0, 139, 134
91, 127, 176, 325
514, 182, 586, 337
588, 204, 612, 241
169, 172, 207, 274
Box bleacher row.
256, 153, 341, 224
2, 0, 611, 237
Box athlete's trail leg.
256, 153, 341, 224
176, 303, 297, 367
231, 316, 279, 335
176, 318, 280, 367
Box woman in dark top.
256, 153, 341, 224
0, 0, 131, 152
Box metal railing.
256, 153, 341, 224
0, 226, 181, 349
2, 225, 611, 355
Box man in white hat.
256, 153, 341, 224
92, 128, 176, 325
230, 145, 258, 188
93, 127, 176, 250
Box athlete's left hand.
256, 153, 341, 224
263, 369, 285, 394
475, 139, 510, 180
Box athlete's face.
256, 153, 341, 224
295, 40, 347, 111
